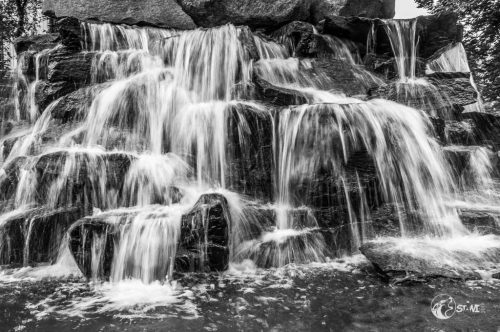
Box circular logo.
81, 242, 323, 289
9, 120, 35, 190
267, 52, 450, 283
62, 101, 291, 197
431, 294, 457, 320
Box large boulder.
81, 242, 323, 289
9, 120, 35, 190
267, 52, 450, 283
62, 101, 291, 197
324, 12, 461, 61
361, 238, 500, 281
370, 75, 477, 118
0, 207, 84, 266
254, 57, 375, 104
69, 194, 234, 279
460, 111, 500, 149
43, 0, 196, 30
176, 0, 312, 29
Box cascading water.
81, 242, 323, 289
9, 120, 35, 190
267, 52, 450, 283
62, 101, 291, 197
382, 19, 460, 119
0, 16, 495, 290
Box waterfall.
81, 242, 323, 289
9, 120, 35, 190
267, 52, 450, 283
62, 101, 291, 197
0, 19, 480, 282
383, 19, 418, 81
276, 101, 466, 238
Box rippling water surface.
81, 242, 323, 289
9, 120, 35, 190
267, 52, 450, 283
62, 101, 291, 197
1, 257, 498, 331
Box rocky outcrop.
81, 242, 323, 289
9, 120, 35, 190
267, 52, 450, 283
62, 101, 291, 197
50, 83, 109, 123
177, 194, 231, 272
69, 194, 233, 279
370, 76, 477, 118
43, 0, 196, 30
0, 207, 84, 266
177, 0, 312, 29
226, 104, 274, 201
461, 111, 500, 148
361, 239, 500, 281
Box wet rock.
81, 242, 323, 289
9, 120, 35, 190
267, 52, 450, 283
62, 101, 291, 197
0, 207, 84, 265
177, 0, 312, 29
444, 120, 477, 145
417, 12, 462, 59
69, 193, 234, 279
325, 13, 461, 61
238, 26, 260, 61
43, 0, 196, 30
35, 81, 79, 112
370, 76, 477, 118
14, 34, 60, 55
254, 76, 308, 106
323, 16, 374, 52
176, 194, 231, 272
50, 83, 109, 123
429, 116, 445, 141
255, 57, 372, 103
360, 239, 500, 281
364, 54, 426, 80
35, 151, 134, 209
442, 146, 498, 186
272, 21, 350, 58
460, 111, 500, 149
57, 17, 83, 51
459, 210, 500, 235
226, 103, 274, 201
68, 217, 116, 279
46, 48, 95, 84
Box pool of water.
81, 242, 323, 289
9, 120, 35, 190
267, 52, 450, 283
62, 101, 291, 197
0, 256, 499, 331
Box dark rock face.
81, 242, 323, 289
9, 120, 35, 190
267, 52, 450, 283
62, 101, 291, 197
177, 194, 231, 272
14, 34, 60, 55
29, 151, 134, 210
445, 120, 477, 145
254, 76, 308, 106
255, 57, 374, 104
43, 0, 196, 30
177, 0, 312, 29
323, 16, 374, 50
461, 111, 500, 149
69, 194, 232, 279
57, 17, 84, 51
360, 240, 500, 281
68, 217, 116, 279
417, 12, 462, 59
460, 210, 500, 235
370, 76, 477, 118
226, 104, 274, 201
0, 207, 84, 266
272, 21, 362, 59
50, 83, 109, 123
